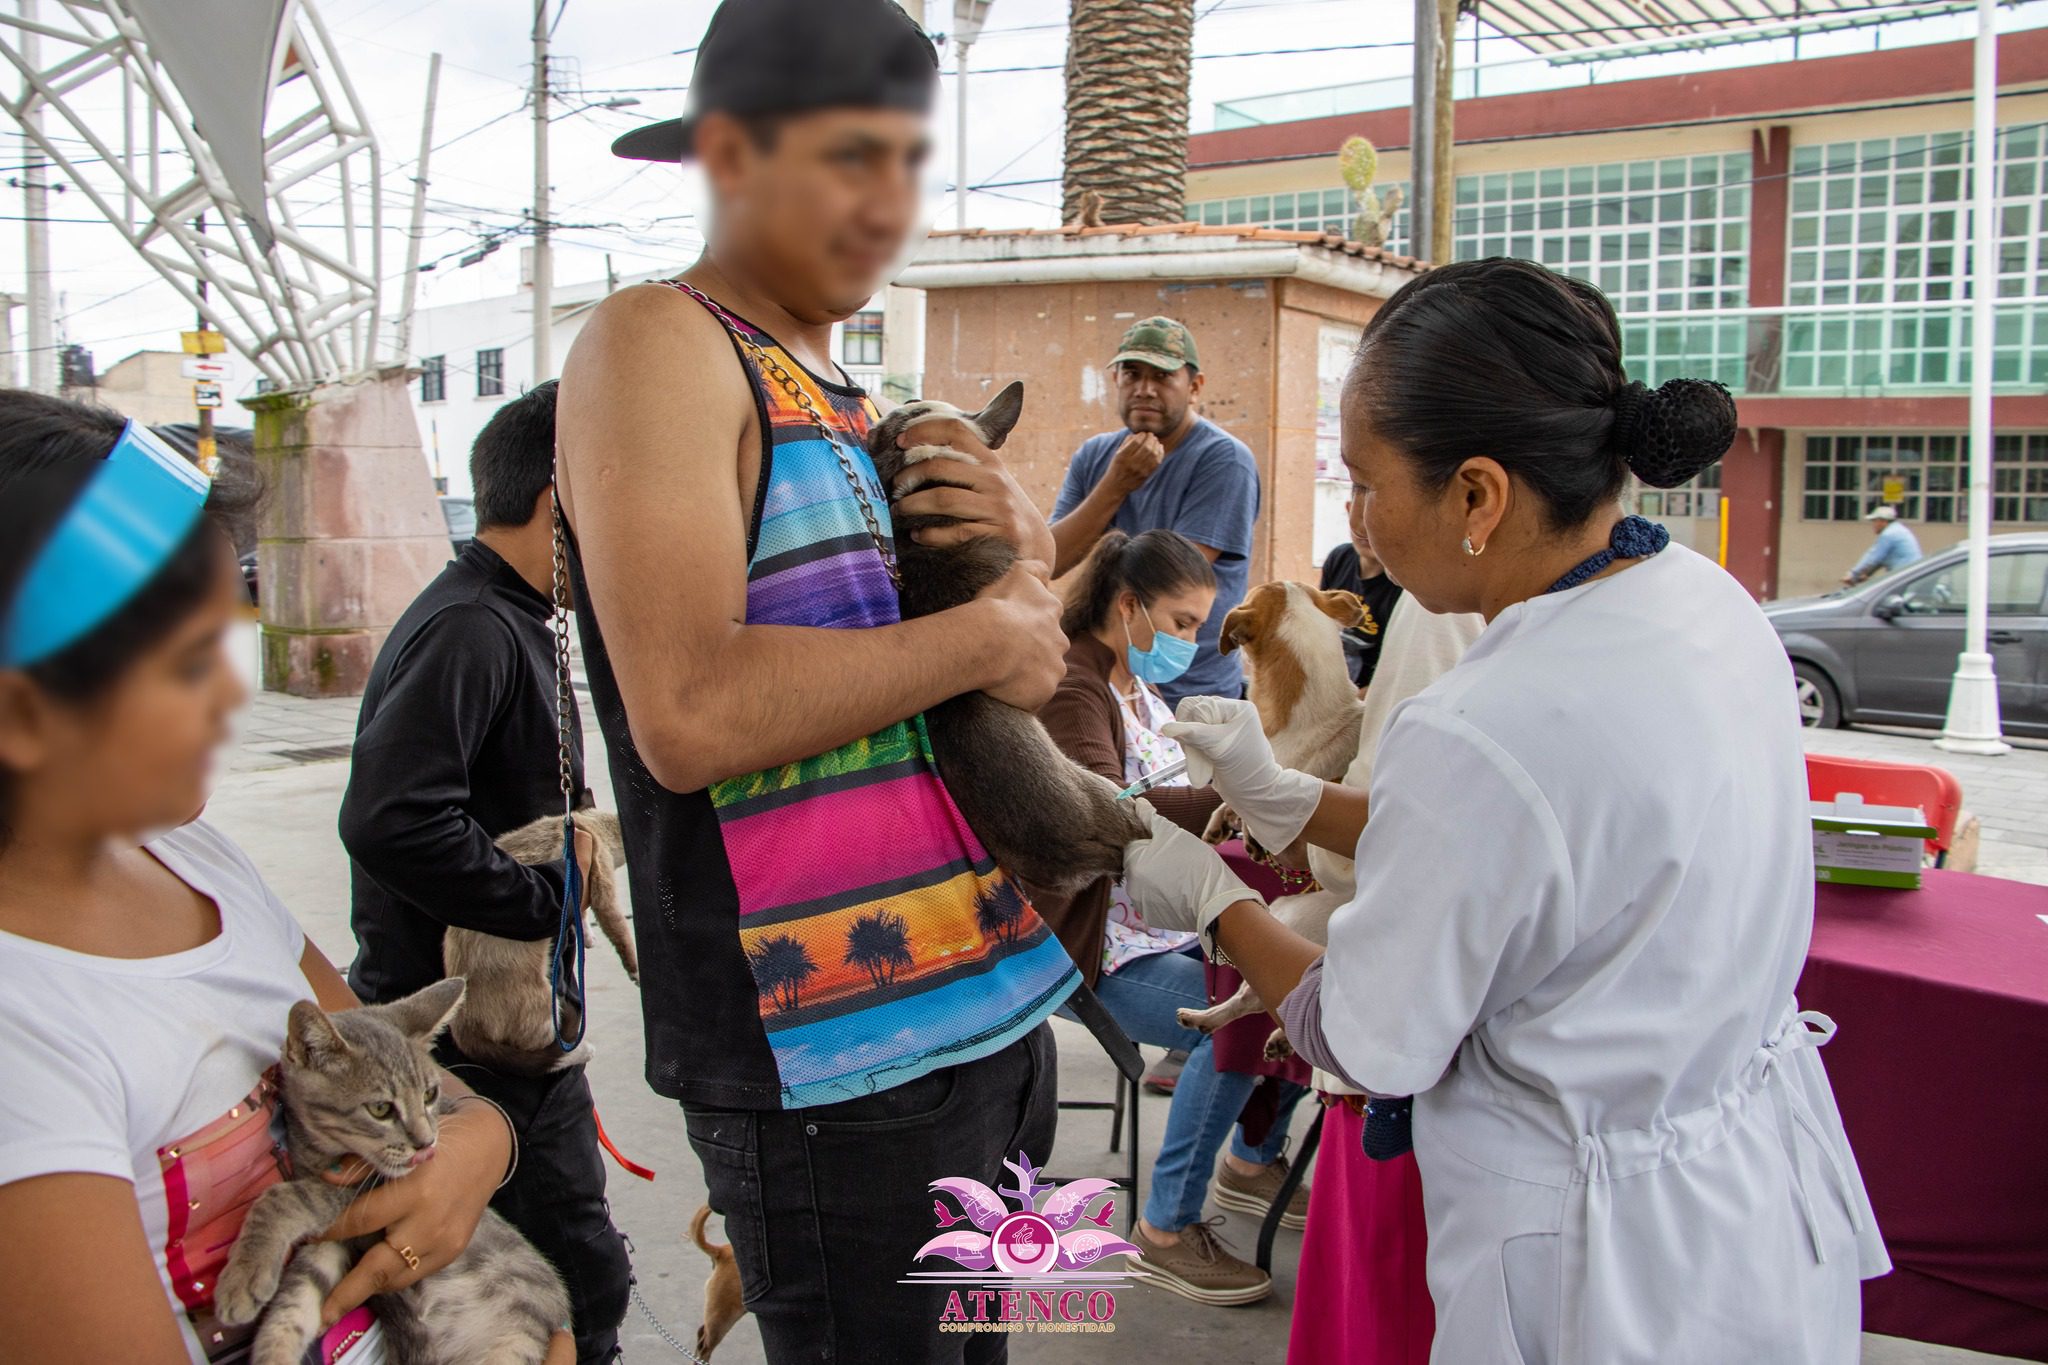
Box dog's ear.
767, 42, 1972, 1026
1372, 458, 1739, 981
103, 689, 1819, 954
1313, 588, 1367, 629
1217, 601, 1255, 655
971, 382, 1025, 449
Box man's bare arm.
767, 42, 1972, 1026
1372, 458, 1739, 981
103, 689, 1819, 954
558, 284, 1067, 794
1048, 432, 1163, 576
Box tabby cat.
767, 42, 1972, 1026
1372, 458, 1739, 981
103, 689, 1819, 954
214, 980, 569, 1365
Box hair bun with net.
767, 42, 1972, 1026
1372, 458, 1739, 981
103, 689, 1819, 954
1607, 377, 1737, 489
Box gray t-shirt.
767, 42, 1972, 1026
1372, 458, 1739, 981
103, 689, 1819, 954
1053, 417, 1261, 703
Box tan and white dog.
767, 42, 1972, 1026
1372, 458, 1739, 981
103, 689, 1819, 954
1179, 581, 1374, 1050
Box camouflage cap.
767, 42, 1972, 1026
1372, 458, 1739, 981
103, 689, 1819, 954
1110, 316, 1200, 374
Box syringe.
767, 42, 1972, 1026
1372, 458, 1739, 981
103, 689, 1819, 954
1115, 757, 1190, 802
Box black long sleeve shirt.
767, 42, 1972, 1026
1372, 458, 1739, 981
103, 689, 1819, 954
341, 540, 583, 1005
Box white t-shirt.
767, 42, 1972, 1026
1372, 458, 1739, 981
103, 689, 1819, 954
1322, 545, 1817, 1124
0, 819, 311, 1362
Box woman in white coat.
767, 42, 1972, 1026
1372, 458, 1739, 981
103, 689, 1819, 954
1122, 257, 1889, 1364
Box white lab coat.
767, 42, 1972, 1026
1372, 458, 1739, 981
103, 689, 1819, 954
1320, 546, 1889, 1365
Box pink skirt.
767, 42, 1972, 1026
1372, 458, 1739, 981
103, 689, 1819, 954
1286, 1100, 1435, 1365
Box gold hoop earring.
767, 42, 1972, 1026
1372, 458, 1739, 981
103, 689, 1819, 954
1462, 536, 1486, 558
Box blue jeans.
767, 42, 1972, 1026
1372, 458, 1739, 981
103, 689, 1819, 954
1063, 945, 1306, 1231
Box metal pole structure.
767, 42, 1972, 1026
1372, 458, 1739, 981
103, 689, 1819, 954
20, 0, 54, 392
195, 210, 215, 475
1937, 0, 2009, 755
951, 3, 992, 230
1410, 0, 1437, 262
395, 52, 442, 363
0, 292, 16, 387
954, 39, 970, 229
532, 0, 553, 383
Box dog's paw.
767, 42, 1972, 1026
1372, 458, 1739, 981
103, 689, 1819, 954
1201, 805, 1240, 845
1174, 1006, 1219, 1035
1261, 1028, 1294, 1062
213, 1254, 277, 1328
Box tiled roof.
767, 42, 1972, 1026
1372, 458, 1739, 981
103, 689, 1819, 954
925, 221, 1427, 272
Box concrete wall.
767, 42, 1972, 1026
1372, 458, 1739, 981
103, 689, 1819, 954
919, 274, 1386, 588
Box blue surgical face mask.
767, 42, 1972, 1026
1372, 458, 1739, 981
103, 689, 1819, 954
1124, 601, 1199, 685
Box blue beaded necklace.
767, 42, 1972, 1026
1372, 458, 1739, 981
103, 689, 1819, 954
1545, 513, 1669, 594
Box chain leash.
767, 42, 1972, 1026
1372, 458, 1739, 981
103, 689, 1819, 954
548, 489, 587, 1052
630, 1281, 712, 1364
665, 279, 901, 590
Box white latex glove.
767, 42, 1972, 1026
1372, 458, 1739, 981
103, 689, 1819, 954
1121, 802, 1264, 950
1162, 696, 1323, 853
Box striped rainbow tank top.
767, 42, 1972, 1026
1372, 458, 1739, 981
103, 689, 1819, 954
570, 281, 1076, 1110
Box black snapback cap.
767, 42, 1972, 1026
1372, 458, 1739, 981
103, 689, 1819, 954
612, 0, 939, 163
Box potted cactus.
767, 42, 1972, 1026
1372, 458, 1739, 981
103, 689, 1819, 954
1340, 135, 1405, 249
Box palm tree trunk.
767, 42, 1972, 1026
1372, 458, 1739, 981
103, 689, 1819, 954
1062, 0, 1195, 226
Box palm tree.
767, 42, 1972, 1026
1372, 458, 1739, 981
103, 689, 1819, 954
975, 881, 1027, 947
1061, 0, 1195, 227
748, 934, 818, 1012
845, 910, 915, 988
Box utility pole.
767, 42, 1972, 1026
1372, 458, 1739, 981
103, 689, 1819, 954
531, 0, 552, 383
952, 1, 993, 230
1408, 0, 1456, 264
21, 0, 55, 393
396, 52, 442, 364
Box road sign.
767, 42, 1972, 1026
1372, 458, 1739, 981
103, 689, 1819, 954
180, 328, 226, 355
182, 357, 229, 380
1882, 478, 1906, 505
193, 381, 223, 409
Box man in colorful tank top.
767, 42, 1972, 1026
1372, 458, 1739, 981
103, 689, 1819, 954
557, 1, 1079, 1357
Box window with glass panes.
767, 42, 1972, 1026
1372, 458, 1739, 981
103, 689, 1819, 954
1637, 464, 1722, 520
1785, 127, 2048, 391
476, 348, 504, 398
1455, 154, 1751, 389
1191, 186, 1411, 254
843, 311, 884, 367
420, 355, 445, 403
1801, 432, 2048, 523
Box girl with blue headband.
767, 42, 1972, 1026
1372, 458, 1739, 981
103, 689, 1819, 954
0, 391, 569, 1364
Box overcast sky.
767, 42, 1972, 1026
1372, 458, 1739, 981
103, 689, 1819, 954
4, 0, 2035, 393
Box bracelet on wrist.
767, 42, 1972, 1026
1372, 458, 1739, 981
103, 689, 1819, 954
452, 1094, 519, 1189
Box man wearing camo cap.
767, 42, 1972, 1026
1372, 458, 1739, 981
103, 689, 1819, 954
1049, 316, 1262, 704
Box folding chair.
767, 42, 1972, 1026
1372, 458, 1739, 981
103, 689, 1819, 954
1053, 981, 1144, 1233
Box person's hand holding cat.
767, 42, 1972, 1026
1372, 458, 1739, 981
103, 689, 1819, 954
314, 1095, 513, 1327
890, 415, 1056, 565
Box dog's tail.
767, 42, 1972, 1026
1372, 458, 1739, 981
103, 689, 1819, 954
691, 1204, 728, 1257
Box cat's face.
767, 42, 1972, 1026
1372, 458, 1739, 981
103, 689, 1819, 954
280, 979, 465, 1180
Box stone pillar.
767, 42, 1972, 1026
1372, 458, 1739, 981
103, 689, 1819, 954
245, 369, 450, 697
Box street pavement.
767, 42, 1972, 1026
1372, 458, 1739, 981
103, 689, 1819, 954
201, 690, 2039, 1363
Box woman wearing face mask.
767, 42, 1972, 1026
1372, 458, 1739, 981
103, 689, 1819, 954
1029, 529, 1311, 1308
1119, 259, 1887, 1363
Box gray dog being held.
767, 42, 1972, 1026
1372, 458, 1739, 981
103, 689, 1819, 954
441, 808, 634, 1075
214, 980, 569, 1365
867, 383, 1146, 891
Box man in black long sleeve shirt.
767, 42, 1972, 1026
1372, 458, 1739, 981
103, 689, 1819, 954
340, 382, 628, 1363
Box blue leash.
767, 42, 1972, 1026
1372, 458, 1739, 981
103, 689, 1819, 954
1360, 515, 1668, 1163
550, 812, 588, 1052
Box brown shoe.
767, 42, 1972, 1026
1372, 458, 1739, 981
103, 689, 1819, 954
1211, 1152, 1311, 1231
1128, 1217, 1272, 1306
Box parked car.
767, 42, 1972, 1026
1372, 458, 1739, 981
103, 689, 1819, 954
439, 495, 476, 556
1762, 532, 2048, 736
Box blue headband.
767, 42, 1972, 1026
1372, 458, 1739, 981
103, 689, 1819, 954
1, 420, 213, 669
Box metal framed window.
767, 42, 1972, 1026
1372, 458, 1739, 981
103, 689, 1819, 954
1800, 431, 2048, 523
1785, 127, 2048, 391
420, 354, 445, 404
842, 312, 884, 367
1190, 185, 1410, 252
1456, 153, 1752, 390
1638, 463, 1722, 520
476, 348, 504, 398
